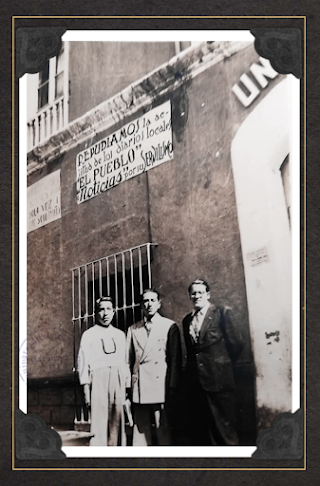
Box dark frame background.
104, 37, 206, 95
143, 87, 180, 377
1, 2, 317, 483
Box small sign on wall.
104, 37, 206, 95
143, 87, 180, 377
247, 247, 269, 267
27, 170, 61, 233
76, 100, 173, 204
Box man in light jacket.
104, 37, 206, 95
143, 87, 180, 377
126, 288, 181, 446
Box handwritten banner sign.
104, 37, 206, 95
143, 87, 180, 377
76, 100, 173, 204
27, 170, 61, 233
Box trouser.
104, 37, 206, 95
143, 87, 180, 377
90, 367, 126, 446
186, 381, 239, 446
132, 403, 172, 446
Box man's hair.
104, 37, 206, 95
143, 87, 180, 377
188, 279, 210, 294
95, 296, 114, 314
140, 288, 161, 303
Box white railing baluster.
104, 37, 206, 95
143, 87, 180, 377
27, 122, 32, 151
40, 113, 45, 142
52, 103, 57, 133
27, 96, 65, 149
34, 115, 39, 146
49, 106, 53, 136
60, 98, 64, 129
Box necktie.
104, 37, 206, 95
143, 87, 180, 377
193, 310, 201, 342
145, 321, 152, 337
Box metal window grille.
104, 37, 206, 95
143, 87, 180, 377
72, 242, 157, 339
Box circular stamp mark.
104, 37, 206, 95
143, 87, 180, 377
19, 327, 85, 384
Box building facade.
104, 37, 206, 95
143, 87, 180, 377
26, 39, 292, 444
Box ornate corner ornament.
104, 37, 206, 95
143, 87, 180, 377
250, 28, 302, 79
252, 409, 304, 459
15, 27, 67, 78
15, 409, 66, 459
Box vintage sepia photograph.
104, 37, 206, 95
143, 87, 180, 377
19, 29, 300, 459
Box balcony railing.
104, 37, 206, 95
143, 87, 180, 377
27, 96, 65, 151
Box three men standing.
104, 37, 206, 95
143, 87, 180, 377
81, 281, 243, 446
182, 279, 243, 445
126, 289, 182, 446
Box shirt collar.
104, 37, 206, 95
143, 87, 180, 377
192, 302, 210, 317
95, 323, 114, 331
144, 312, 160, 325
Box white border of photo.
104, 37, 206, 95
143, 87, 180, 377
19, 29, 300, 458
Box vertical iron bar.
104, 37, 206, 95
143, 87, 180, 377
106, 258, 110, 296
99, 260, 102, 298
147, 243, 152, 288
78, 267, 81, 330
138, 247, 143, 294
77, 266, 81, 423
138, 247, 144, 324
72, 269, 76, 424
130, 249, 135, 307
122, 252, 127, 332
114, 255, 118, 327
73, 316, 78, 424
92, 262, 95, 322
130, 249, 135, 328
84, 265, 88, 330
72, 270, 75, 321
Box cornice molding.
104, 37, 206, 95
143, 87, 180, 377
27, 41, 251, 176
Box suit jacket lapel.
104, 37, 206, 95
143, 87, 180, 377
134, 322, 148, 355
140, 314, 162, 363
198, 304, 216, 342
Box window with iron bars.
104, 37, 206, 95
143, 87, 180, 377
71, 242, 157, 350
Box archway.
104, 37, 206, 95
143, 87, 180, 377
231, 78, 292, 422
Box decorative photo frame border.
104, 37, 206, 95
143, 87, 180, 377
12, 15, 306, 471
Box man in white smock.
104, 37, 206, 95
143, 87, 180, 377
78, 296, 127, 446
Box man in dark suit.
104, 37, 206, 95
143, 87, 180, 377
182, 279, 243, 446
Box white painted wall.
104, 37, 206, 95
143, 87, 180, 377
231, 78, 292, 413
